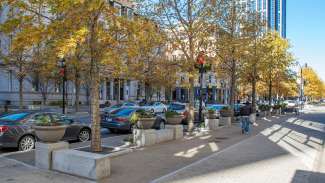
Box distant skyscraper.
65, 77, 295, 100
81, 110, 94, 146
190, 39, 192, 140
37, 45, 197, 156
243, 0, 286, 38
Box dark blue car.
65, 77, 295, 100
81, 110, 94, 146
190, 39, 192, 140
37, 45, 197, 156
101, 107, 166, 133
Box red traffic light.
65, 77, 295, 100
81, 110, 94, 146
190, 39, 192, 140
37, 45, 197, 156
196, 51, 205, 65
59, 68, 65, 76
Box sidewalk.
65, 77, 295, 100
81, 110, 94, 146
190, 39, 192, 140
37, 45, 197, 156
152, 114, 325, 183
0, 115, 291, 183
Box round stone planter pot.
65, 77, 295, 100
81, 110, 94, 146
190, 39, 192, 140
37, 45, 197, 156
220, 110, 233, 118
33, 125, 67, 143
166, 115, 184, 125
207, 113, 218, 119
137, 118, 155, 129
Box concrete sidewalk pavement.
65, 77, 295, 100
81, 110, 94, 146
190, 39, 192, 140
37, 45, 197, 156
0, 114, 291, 183
152, 114, 325, 183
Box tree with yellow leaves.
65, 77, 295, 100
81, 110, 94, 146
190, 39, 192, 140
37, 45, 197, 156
302, 67, 324, 100
1, 0, 140, 152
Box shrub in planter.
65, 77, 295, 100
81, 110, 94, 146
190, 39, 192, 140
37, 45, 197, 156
273, 104, 281, 110
259, 104, 271, 112
207, 109, 218, 119
33, 116, 67, 143
165, 111, 183, 125
220, 106, 233, 117
130, 110, 155, 129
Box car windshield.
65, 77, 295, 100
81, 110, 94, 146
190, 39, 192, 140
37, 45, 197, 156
112, 104, 123, 108
124, 103, 135, 106
209, 105, 226, 111
111, 108, 136, 117
169, 104, 185, 110
0, 112, 30, 121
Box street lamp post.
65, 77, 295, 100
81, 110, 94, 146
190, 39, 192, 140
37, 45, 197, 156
58, 58, 66, 114
197, 51, 205, 123
298, 62, 307, 111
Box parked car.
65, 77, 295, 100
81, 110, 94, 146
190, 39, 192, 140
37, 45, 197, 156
103, 102, 138, 114
101, 107, 166, 133
0, 111, 91, 151
206, 104, 229, 117
168, 102, 188, 124
141, 102, 167, 113
284, 100, 298, 108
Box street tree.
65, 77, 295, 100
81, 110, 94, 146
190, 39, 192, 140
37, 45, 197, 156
259, 32, 294, 104
137, 0, 215, 130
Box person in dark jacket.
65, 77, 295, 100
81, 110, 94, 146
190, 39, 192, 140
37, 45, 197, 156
240, 102, 253, 134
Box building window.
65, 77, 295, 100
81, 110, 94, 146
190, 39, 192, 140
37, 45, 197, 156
106, 81, 111, 100
127, 8, 133, 19
114, 3, 122, 16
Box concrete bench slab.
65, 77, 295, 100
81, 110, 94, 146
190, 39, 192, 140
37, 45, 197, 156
35, 141, 69, 170
52, 149, 110, 180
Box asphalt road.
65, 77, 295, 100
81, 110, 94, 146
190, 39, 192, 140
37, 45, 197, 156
0, 128, 125, 154
0, 112, 129, 154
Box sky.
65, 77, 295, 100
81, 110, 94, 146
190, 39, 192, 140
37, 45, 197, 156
288, 0, 325, 80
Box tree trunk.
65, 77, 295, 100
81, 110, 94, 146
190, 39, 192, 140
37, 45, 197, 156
229, 59, 236, 107
251, 65, 257, 112
268, 78, 272, 106
188, 77, 195, 132
89, 17, 102, 152
19, 79, 24, 109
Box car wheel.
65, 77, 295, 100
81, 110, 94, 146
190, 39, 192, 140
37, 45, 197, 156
151, 109, 155, 113
78, 128, 91, 142
108, 128, 116, 133
159, 121, 165, 130
18, 135, 35, 151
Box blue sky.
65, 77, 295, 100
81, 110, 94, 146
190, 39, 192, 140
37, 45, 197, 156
288, 0, 325, 80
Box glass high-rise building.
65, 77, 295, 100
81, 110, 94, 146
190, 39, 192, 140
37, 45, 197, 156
243, 0, 286, 38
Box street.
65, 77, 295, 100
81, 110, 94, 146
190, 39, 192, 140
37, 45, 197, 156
0, 126, 124, 155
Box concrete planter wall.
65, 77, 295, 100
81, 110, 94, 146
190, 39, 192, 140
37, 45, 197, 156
204, 118, 219, 131
220, 117, 231, 127
35, 141, 69, 170
134, 125, 183, 147
166, 115, 183, 125
52, 149, 111, 180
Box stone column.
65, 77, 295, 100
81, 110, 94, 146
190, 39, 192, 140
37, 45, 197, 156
110, 79, 114, 101
102, 79, 107, 102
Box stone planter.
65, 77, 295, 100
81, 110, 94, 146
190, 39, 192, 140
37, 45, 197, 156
205, 118, 219, 131
207, 113, 218, 119
220, 109, 233, 118
266, 111, 271, 116
166, 115, 184, 125
220, 117, 231, 127
137, 118, 155, 129
33, 125, 67, 143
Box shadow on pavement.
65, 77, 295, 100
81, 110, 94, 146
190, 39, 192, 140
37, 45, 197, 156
152, 115, 325, 183
291, 170, 325, 183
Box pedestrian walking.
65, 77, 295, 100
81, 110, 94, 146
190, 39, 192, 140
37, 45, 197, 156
240, 102, 253, 135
